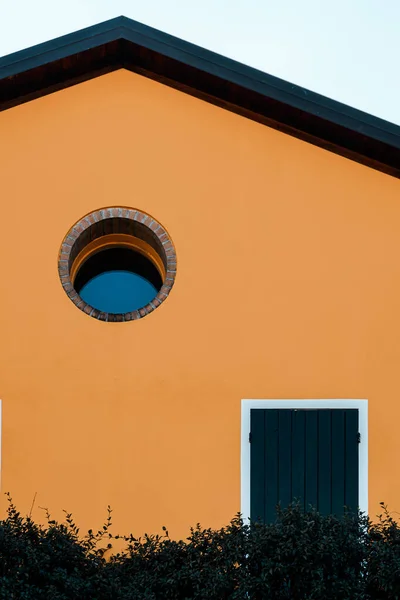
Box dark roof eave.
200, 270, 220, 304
1, 15, 400, 178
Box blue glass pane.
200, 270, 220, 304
79, 270, 158, 314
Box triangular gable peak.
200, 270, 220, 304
1, 15, 400, 178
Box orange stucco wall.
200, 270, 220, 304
0, 69, 399, 537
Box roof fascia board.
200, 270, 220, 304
0, 16, 400, 177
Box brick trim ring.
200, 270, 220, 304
58, 208, 177, 322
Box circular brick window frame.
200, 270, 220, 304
58, 207, 177, 322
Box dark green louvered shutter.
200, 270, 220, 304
250, 409, 359, 522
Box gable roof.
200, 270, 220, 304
1, 15, 400, 179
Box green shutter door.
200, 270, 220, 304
250, 409, 359, 522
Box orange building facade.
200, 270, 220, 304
0, 17, 400, 537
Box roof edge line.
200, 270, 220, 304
0, 15, 399, 176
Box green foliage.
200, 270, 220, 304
1, 495, 400, 598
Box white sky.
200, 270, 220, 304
0, 0, 399, 125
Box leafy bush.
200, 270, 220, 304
1, 495, 400, 599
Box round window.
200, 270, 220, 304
58, 208, 176, 321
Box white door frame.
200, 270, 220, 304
241, 399, 368, 521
